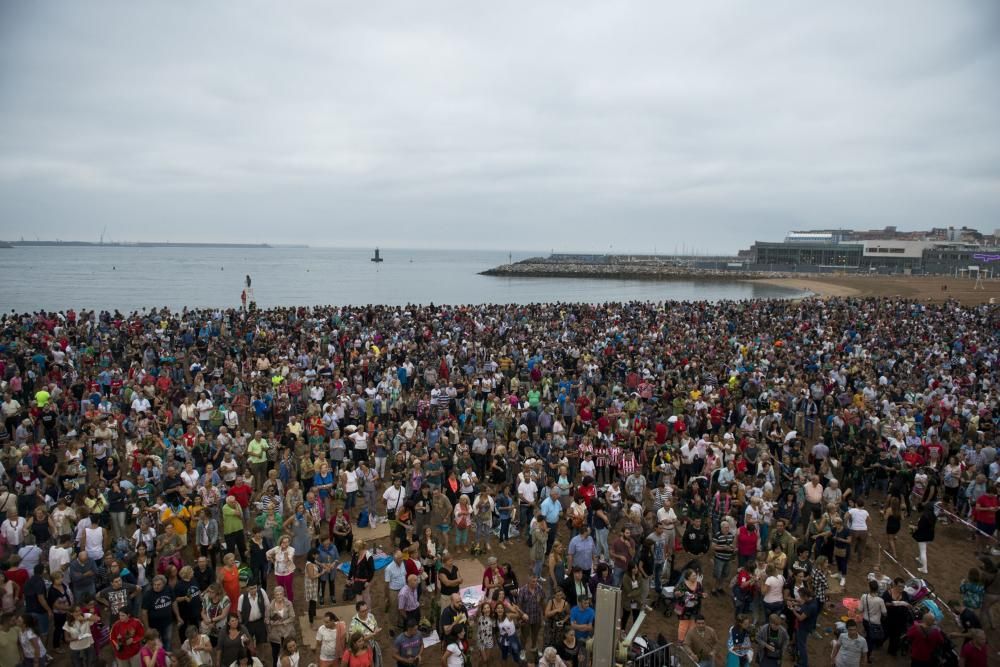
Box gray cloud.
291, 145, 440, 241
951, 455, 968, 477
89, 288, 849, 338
1, 1, 998, 252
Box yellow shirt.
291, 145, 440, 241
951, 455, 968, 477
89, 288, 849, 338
161, 506, 192, 536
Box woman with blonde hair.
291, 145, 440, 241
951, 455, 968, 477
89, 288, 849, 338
266, 586, 296, 667
547, 541, 566, 594
538, 646, 568, 667
453, 495, 472, 554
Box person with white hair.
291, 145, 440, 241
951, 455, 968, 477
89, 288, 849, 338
538, 645, 568, 667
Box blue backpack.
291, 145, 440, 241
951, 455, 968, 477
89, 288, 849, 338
357, 509, 370, 528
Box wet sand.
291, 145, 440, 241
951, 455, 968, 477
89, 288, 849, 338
750, 275, 1000, 305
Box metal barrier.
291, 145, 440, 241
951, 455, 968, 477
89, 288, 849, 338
627, 642, 670, 667
627, 642, 700, 667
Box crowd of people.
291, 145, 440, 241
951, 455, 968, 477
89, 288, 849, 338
0, 296, 995, 667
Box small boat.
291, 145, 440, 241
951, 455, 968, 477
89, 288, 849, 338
370, 248, 384, 263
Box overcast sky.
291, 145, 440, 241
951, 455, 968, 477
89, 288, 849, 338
1, 1, 998, 253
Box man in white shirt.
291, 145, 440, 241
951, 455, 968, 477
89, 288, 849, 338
0, 510, 25, 548
382, 479, 406, 527
237, 582, 271, 646
130, 394, 151, 415
517, 477, 538, 537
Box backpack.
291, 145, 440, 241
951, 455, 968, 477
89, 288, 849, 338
357, 509, 369, 528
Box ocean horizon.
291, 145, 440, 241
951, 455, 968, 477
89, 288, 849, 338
0, 246, 804, 312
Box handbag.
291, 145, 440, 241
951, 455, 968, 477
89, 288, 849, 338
863, 596, 885, 641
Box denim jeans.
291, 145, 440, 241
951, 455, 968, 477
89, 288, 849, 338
518, 505, 532, 536
29, 611, 49, 638
499, 633, 522, 662
71, 646, 97, 667
795, 628, 810, 667
499, 517, 511, 542
653, 560, 666, 594
594, 527, 610, 561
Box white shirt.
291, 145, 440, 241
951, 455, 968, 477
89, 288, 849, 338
64, 615, 96, 651
382, 485, 406, 513
0, 517, 25, 546
181, 469, 200, 489
656, 506, 677, 528
517, 480, 538, 504
179, 404, 196, 422
266, 545, 296, 576
18, 545, 42, 572
238, 590, 271, 622
859, 593, 887, 624
350, 432, 368, 451
315, 624, 340, 660
196, 399, 214, 420
84, 525, 104, 559
445, 643, 466, 667
846, 508, 870, 532
48, 545, 73, 575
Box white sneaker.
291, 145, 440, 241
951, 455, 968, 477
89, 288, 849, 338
840, 576, 846, 587
918, 568, 928, 574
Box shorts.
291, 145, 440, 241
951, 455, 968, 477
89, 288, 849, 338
437, 523, 450, 533
976, 522, 996, 536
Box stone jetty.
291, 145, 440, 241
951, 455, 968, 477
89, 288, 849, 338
480, 255, 782, 281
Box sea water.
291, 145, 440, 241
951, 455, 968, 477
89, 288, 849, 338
0, 246, 803, 312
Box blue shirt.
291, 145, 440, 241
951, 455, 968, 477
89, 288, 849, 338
383, 560, 408, 591
569, 605, 595, 640
496, 494, 513, 520
313, 471, 334, 498
540, 497, 562, 524
567, 534, 596, 571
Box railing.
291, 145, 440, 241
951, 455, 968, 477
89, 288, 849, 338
627, 642, 670, 667
626, 643, 700, 667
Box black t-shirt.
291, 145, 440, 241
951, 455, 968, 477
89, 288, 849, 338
193, 565, 215, 592
440, 604, 468, 637
37, 454, 58, 479
439, 565, 460, 595
47, 584, 71, 616
99, 583, 138, 617
174, 578, 202, 621
24, 575, 47, 613
142, 587, 175, 626
682, 527, 710, 556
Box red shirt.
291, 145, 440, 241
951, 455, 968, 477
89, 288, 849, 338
974, 493, 999, 526
905, 623, 944, 661
902, 450, 925, 468
736, 526, 759, 557
228, 483, 253, 509
111, 617, 145, 659
5, 568, 28, 597
960, 641, 988, 667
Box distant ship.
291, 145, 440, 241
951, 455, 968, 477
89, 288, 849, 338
371, 248, 384, 263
